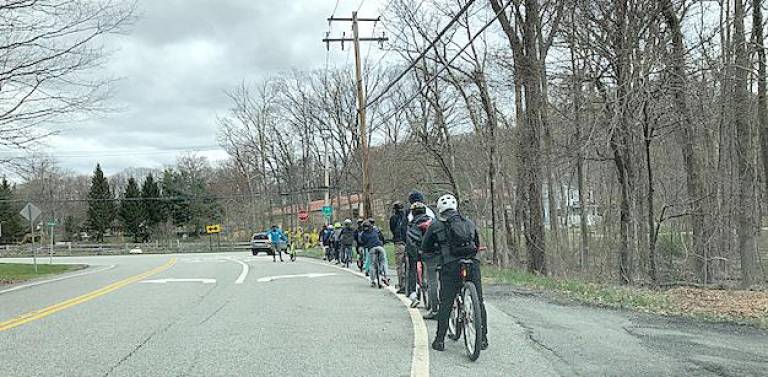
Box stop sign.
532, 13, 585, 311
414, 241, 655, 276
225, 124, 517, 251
298, 210, 309, 222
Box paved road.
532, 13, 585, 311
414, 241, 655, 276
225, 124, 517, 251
1, 253, 766, 377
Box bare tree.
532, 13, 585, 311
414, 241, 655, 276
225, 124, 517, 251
0, 0, 135, 149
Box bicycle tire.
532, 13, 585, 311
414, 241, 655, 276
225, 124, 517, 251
447, 297, 462, 341
462, 282, 483, 361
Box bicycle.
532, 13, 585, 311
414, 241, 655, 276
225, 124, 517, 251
356, 247, 365, 272
446, 259, 483, 361
288, 241, 297, 262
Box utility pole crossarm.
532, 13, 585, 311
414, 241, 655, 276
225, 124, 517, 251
323, 37, 389, 43
328, 16, 380, 22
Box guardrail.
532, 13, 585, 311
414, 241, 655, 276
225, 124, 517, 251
0, 241, 256, 258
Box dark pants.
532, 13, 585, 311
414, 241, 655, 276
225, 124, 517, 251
435, 260, 487, 341
406, 253, 418, 296
423, 258, 440, 314
271, 243, 283, 262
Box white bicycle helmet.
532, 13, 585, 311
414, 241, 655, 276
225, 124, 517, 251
436, 194, 458, 214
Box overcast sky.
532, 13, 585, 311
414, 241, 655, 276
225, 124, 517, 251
43, 0, 386, 176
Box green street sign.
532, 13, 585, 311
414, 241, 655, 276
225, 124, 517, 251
322, 205, 333, 217
47, 221, 57, 227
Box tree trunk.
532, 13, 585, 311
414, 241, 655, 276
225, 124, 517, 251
733, 0, 760, 288
660, 0, 708, 284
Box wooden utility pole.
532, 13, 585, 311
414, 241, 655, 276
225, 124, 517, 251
323, 12, 387, 218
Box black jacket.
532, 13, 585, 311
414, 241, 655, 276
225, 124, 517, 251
339, 226, 356, 247
421, 209, 480, 266
406, 213, 433, 260
389, 210, 407, 243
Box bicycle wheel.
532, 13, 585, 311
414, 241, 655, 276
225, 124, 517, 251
447, 297, 462, 341
462, 282, 483, 361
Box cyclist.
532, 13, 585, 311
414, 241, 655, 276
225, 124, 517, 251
389, 201, 408, 294
332, 222, 343, 264
338, 219, 356, 267
407, 190, 435, 221
321, 225, 334, 261
358, 220, 389, 287
406, 202, 434, 311
354, 218, 366, 273
267, 225, 287, 263
421, 193, 488, 352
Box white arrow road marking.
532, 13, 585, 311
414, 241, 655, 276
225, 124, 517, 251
140, 278, 216, 284
256, 273, 337, 283
226, 257, 249, 284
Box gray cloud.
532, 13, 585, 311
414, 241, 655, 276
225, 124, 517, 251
45, 0, 384, 176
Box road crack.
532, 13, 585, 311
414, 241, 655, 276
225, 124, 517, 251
102, 321, 176, 377
199, 300, 229, 325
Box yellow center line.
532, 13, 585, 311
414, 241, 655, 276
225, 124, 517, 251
0, 258, 177, 332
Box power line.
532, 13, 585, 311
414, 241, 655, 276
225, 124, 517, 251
364, 0, 477, 109
373, 0, 512, 127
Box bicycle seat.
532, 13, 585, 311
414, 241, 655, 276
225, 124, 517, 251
459, 259, 474, 264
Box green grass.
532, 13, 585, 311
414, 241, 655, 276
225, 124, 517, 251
0, 263, 85, 284
482, 267, 768, 328
482, 267, 671, 312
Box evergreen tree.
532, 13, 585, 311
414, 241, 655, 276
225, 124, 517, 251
141, 173, 163, 231
0, 178, 24, 243
87, 164, 115, 242
119, 177, 144, 242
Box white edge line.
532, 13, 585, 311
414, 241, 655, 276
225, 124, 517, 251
0, 264, 117, 295
303, 258, 429, 377
227, 257, 249, 284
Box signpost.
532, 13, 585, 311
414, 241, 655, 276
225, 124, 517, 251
206, 224, 222, 251
20, 203, 41, 273
298, 210, 309, 222
321, 205, 333, 220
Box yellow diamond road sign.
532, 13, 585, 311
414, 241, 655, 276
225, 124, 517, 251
206, 224, 221, 234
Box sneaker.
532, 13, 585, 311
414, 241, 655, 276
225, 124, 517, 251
431, 339, 445, 351
396, 287, 405, 294
382, 278, 390, 286
370, 281, 376, 287
409, 292, 420, 308
422, 312, 437, 320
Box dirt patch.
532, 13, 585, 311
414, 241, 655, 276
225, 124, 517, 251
668, 287, 768, 321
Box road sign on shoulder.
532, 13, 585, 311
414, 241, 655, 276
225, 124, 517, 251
322, 205, 333, 217
206, 224, 221, 234
20, 203, 41, 223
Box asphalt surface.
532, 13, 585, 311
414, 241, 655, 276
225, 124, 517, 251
485, 285, 768, 377
1, 252, 766, 377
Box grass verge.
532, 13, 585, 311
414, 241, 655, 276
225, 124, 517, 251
483, 267, 768, 329
0, 263, 85, 285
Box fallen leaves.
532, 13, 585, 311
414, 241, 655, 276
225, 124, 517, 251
667, 287, 768, 320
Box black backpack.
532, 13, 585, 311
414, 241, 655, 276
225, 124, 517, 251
444, 213, 477, 257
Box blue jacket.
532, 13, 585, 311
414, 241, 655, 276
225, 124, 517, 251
321, 229, 334, 245
358, 228, 383, 249
268, 228, 286, 243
